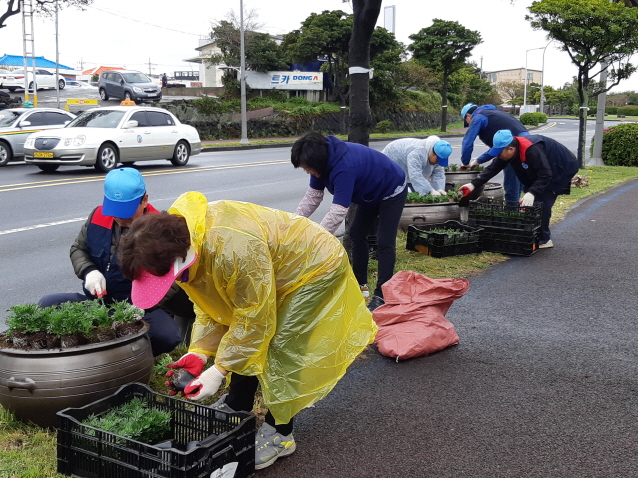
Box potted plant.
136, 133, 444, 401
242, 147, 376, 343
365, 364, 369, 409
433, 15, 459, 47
399, 191, 460, 231
0, 300, 154, 428
444, 164, 484, 191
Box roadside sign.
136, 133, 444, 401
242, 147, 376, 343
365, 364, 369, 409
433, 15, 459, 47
65, 99, 99, 112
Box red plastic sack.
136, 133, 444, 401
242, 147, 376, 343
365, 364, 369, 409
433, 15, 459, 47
372, 270, 469, 360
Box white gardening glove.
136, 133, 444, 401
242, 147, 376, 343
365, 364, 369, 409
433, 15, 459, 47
520, 192, 535, 207
85, 270, 106, 297
183, 365, 226, 401
457, 183, 475, 198
429, 189, 441, 196
469, 159, 480, 169
437, 189, 447, 195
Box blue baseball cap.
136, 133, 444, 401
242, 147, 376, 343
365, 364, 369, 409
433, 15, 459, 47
433, 140, 452, 167
102, 168, 146, 219
461, 103, 477, 127
487, 130, 515, 157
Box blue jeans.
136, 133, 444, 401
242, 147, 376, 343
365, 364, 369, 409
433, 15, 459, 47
503, 165, 523, 205
38, 292, 182, 356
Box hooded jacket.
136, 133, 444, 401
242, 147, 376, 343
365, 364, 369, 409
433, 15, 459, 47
471, 135, 579, 196
461, 105, 529, 164
171, 192, 377, 424
382, 136, 446, 195
309, 136, 405, 207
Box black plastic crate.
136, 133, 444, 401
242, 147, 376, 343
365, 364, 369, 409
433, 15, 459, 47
406, 220, 483, 258
482, 226, 540, 256
57, 383, 256, 478
468, 197, 541, 232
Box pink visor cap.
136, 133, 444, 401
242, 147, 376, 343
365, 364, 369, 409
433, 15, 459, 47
131, 246, 197, 309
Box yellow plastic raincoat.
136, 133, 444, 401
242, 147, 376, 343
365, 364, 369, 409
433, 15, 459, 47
169, 192, 377, 424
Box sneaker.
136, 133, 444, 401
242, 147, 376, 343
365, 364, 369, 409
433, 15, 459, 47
210, 393, 235, 413
367, 295, 385, 312
360, 284, 370, 298
209, 393, 241, 424
538, 239, 554, 249
255, 422, 296, 470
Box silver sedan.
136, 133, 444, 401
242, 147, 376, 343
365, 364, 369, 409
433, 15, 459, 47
0, 108, 75, 166
23, 105, 202, 173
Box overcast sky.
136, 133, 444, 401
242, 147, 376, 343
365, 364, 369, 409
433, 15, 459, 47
2, 0, 638, 92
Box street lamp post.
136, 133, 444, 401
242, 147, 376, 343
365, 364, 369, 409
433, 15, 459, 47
539, 41, 552, 115
239, 0, 249, 145
523, 47, 544, 111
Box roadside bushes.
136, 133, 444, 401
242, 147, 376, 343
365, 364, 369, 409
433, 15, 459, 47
600, 123, 638, 166
616, 105, 638, 117
520, 112, 548, 126
606, 106, 618, 115
374, 120, 394, 133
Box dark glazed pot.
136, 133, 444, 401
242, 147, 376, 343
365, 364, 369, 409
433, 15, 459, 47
0, 323, 154, 428
399, 202, 460, 231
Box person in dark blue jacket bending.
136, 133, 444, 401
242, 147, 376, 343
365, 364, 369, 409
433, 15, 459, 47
461, 103, 530, 205
458, 130, 579, 249
292, 132, 407, 312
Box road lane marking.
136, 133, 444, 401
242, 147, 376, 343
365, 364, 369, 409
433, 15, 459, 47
0, 159, 291, 193
0, 217, 87, 235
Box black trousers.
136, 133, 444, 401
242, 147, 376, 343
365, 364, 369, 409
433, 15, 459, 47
535, 190, 558, 242
225, 374, 294, 436
349, 186, 408, 298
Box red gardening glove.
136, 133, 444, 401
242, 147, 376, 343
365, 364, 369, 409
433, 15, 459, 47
457, 183, 475, 198
165, 352, 207, 396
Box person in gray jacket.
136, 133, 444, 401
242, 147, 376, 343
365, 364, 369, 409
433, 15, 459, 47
382, 137, 452, 197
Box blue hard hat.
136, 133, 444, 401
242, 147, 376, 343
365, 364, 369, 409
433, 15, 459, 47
433, 140, 452, 167
488, 130, 515, 157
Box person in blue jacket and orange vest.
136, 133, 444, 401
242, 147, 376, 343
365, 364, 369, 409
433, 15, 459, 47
460, 103, 530, 205
291, 132, 407, 312
458, 130, 579, 249
38, 167, 194, 355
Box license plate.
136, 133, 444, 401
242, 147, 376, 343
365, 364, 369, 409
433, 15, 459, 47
33, 152, 54, 158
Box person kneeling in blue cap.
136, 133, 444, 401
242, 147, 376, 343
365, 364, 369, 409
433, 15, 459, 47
382, 136, 453, 198
457, 130, 579, 249
38, 167, 195, 355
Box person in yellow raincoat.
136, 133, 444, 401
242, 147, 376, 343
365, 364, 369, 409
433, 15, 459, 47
118, 191, 377, 470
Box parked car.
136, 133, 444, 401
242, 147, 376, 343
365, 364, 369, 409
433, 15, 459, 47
0, 108, 75, 166
98, 70, 162, 103
1, 69, 66, 91
65, 80, 98, 89
0, 69, 10, 89
23, 106, 201, 173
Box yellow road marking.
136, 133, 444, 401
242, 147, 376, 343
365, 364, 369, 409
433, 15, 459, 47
0, 159, 290, 193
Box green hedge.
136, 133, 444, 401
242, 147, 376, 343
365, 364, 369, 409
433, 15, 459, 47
606, 106, 618, 115
601, 123, 638, 166
520, 112, 548, 126
616, 105, 638, 117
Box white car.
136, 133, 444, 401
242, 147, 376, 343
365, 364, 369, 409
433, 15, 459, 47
23, 106, 202, 173
1, 69, 66, 92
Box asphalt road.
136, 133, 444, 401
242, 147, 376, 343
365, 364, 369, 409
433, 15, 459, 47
257, 166, 638, 477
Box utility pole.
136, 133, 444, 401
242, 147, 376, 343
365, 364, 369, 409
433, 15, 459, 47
239, 0, 249, 145
147, 58, 157, 76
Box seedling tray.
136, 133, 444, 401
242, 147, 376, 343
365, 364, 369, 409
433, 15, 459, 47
406, 220, 483, 258
468, 197, 541, 232
57, 383, 256, 478
481, 226, 540, 256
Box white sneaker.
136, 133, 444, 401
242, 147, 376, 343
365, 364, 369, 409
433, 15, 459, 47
360, 284, 370, 298
538, 239, 554, 249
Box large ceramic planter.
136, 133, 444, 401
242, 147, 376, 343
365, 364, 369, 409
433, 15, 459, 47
0, 322, 154, 428
399, 202, 460, 231
445, 170, 481, 190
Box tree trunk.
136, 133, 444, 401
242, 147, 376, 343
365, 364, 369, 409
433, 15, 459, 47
441, 72, 449, 132
348, 0, 382, 146
344, 0, 382, 260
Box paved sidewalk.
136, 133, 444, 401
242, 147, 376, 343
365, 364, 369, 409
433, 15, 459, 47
259, 180, 638, 477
